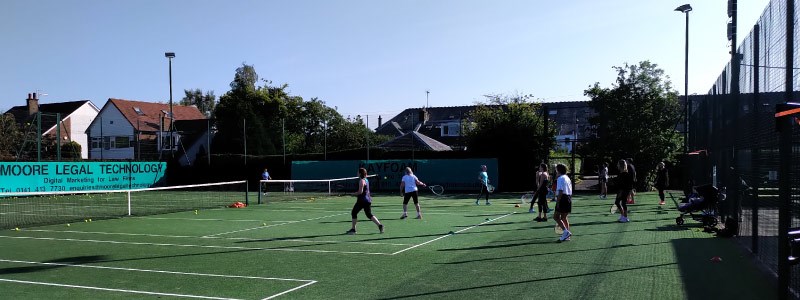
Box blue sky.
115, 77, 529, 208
1, 0, 769, 129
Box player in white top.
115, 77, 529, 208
400, 167, 426, 219
554, 164, 573, 242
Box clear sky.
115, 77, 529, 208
1, 0, 769, 129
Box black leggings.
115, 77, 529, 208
530, 188, 549, 212
615, 189, 631, 212
351, 200, 374, 219
403, 191, 419, 204
477, 185, 489, 201
657, 188, 665, 201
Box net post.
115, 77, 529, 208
127, 191, 132, 216
258, 180, 262, 204
245, 180, 250, 206
329, 181, 332, 195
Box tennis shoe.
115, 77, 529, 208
620, 217, 630, 223
475, 200, 480, 205
414, 215, 422, 219
400, 214, 408, 219
529, 208, 536, 213
345, 229, 356, 235
378, 224, 384, 233
559, 229, 572, 241
659, 201, 666, 205
485, 202, 491, 206
533, 217, 542, 222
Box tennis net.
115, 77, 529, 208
0, 180, 248, 229
258, 175, 375, 204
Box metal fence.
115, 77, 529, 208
693, 1, 800, 299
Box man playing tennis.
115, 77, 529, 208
553, 164, 573, 242
400, 167, 426, 219
261, 167, 272, 195
476, 165, 491, 205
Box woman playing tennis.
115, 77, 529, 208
532, 163, 550, 222
615, 159, 634, 223
400, 167, 426, 219
553, 164, 573, 242
476, 165, 491, 205
346, 168, 384, 235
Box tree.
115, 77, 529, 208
0, 113, 20, 160
180, 89, 216, 118
464, 93, 555, 189
212, 63, 390, 157
582, 61, 682, 189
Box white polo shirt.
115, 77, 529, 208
556, 174, 572, 196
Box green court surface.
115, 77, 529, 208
0, 191, 776, 299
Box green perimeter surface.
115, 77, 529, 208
0, 191, 776, 299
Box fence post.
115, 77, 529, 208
751, 23, 761, 254
778, 1, 794, 298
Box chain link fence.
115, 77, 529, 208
692, 1, 800, 298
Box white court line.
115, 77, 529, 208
0, 279, 240, 300
390, 212, 516, 255
0, 235, 390, 255
134, 217, 289, 222
22, 229, 411, 246
0, 258, 318, 300
203, 213, 347, 237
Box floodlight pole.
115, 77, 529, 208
165, 52, 176, 158
675, 4, 692, 154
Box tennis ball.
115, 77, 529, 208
84, 219, 88, 223
14, 228, 19, 231
67, 224, 70, 227
384, 176, 387, 179
194, 210, 198, 215
88, 219, 92, 222
263, 223, 267, 226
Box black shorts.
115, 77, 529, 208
403, 191, 419, 204
555, 194, 572, 213
599, 177, 607, 183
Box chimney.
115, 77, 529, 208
27, 93, 39, 116
377, 115, 382, 128
418, 108, 427, 124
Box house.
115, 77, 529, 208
86, 98, 207, 160
4, 93, 100, 159
377, 131, 452, 151
373, 101, 593, 152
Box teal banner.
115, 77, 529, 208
291, 159, 498, 192
0, 162, 166, 194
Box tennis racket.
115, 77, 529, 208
520, 193, 535, 204
486, 184, 495, 193
554, 224, 564, 235
428, 185, 444, 196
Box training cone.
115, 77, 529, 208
710, 256, 722, 262
448, 231, 455, 234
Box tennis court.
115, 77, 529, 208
0, 189, 776, 299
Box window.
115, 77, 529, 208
103, 137, 112, 150
115, 136, 130, 148
133, 107, 145, 116
91, 137, 101, 149
441, 123, 461, 137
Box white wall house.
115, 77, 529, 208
86, 98, 207, 160
4, 93, 100, 159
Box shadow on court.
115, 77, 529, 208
0, 255, 108, 275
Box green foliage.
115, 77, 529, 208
0, 113, 20, 160
212, 64, 391, 156
180, 89, 216, 118
582, 61, 682, 189
465, 93, 554, 160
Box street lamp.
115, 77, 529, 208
165, 52, 175, 155
675, 4, 691, 154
